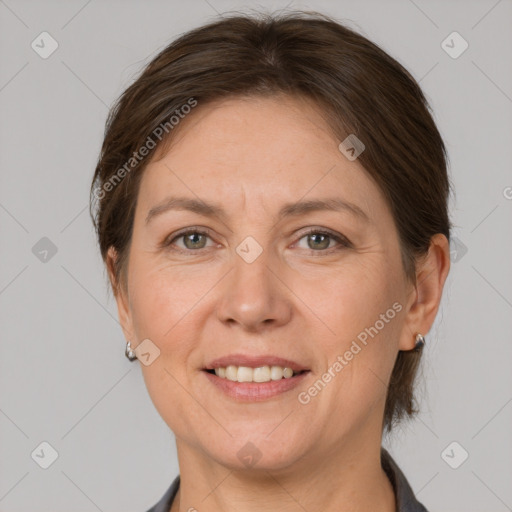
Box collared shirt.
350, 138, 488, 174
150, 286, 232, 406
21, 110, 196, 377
146, 448, 428, 512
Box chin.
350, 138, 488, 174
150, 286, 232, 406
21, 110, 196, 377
201, 431, 313, 474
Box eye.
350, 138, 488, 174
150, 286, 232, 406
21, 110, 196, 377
161, 227, 351, 255
163, 228, 215, 253
294, 228, 351, 253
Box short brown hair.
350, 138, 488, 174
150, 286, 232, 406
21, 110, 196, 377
90, 10, 451, 430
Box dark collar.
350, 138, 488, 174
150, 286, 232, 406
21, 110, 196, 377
146, 448, 428, 512
381, 448, 429, 512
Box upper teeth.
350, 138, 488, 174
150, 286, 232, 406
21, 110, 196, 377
214, 365, 295, 382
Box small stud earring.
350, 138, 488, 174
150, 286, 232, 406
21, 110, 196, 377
414, 333, 425, 351
125, 341, 137, 361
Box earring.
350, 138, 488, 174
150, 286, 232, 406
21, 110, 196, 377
125, 341, 137, 361
414, 333, 425, 351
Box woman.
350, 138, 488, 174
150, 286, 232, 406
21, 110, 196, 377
90, 11, 451, 512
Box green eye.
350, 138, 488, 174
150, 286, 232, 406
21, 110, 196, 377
295, 229, 351, 253
304, 232, 332, 250
165, 229, 212, 251
163, 227, 351, 255
181, 232, 208, 250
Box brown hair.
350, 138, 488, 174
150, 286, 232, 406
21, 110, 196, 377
90, 10, 451, 430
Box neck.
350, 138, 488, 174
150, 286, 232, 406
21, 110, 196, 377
171, 432, 395, 512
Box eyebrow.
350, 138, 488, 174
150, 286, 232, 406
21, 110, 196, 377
145, 195, 369, 225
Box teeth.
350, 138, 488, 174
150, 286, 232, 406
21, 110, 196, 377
237, 366, 253, 382
213, 365, 297, 383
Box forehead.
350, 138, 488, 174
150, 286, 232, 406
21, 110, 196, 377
138, 95, 384, 222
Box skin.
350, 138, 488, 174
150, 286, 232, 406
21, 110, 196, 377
107, 95, 450, 512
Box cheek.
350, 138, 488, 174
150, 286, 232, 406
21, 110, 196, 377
309, 257, 403, 401
304, 256, 402, 349
129, 268, 204, 434
128, 261, 201, 341
130, 281, 170, 338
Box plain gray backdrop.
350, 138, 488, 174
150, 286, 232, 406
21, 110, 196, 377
1, 0, 511, 511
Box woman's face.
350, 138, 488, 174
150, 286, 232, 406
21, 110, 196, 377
113, 95, 417, 470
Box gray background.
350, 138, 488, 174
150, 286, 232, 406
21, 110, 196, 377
0, 0, 511, 510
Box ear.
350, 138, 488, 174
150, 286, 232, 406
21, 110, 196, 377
398, 233, 451, 351
107, 246, 135, 343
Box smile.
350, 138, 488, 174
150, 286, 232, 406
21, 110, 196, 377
203, 370, 310, 401
206, 365, 306, 383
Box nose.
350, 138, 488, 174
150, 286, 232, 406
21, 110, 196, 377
216, 246, 293, 332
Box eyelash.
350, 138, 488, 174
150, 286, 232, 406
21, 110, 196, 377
161, 226, 352, 256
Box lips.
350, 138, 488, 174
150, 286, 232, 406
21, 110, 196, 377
204, 354, 309, 373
